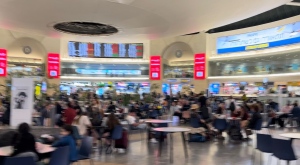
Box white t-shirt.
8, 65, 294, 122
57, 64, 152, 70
126, 115, 136, 125
73, 115, 91, 135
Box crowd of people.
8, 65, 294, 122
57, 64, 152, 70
1, 90, 300, 164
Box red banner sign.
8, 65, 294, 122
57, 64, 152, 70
47, 53, 60, 78
150, 56, 161, 80
194, 53, 206, 79
0, 49, 7, 77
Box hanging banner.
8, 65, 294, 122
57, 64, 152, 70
149, 56, 161, 80
47, 53, 60, 78
0, 49, 7, 77
194, 53, 206, 79
10, 78, 34, 126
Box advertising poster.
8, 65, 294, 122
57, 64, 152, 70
12, 86, 30, 109
10, 78, 34, 126
47, 53, 60, 78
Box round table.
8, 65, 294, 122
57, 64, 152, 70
153, 127, 191, 164
279, 133, 300, 139
144, 120, 173, 141
144, 119, 173, 124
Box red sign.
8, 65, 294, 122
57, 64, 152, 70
194, 53, 206, 79
149, 56, 161, 80
47, 53, 60, 78
0, 49, 7, 77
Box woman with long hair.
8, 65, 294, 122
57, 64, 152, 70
102, 113, 120, 145
72, 110, 91, 136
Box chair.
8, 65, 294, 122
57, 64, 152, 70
78, 136, 94, 165
15, 152, 38, 162
72, 126, 82, 140
49, 146, 70, 165
272, 138, 298, 165
106, 125, 123, 154
253, 133, 273, 165
3, 156, 35, 165
213, 119, 227, 131
253, 119, 263, 132
190, 117, 200, 128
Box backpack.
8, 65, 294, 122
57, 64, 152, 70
229, 101, 235, 112
188, 133, 206, 142
228, 125, 242, 140
115, 130, 128, 149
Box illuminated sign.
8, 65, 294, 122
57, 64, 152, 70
217, 21, 300, 54
47, 53, 60, 78
149, 56, 161, 80
194, 53, 206, 79
75, 69, 141, 75
0, 49, 7, 77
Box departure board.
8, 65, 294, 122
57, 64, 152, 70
68, 42, 143, 58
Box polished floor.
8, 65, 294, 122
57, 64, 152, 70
85, 128, 300, 165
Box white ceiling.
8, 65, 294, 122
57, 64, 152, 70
0, 0, 291, 42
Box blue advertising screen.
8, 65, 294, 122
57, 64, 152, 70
217, 21, 300, 54
75, 69, 141, 75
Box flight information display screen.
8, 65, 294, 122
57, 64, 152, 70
68, 41, 143, 58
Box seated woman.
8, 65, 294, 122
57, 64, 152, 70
248, 104, 262, 130
232, 106, 249, 128
52, 125, 78, 163
102, 113, 120, 145
12, 123, 39, 161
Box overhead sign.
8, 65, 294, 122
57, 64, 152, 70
217, 21, 300, 54
0, 49, 7, 77
149, 56, 161, 80
47, 53, 60, 78
194, 53, 206, 79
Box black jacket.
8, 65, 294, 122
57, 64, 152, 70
12, 132, 39, 158
248, 112, 262, 129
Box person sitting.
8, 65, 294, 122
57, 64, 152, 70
12, 123, 39, 161
52, 125, 78, 163
126, 111, 157, 143
169, 101, 179, 119
215, 103, 226, 119
107, 101, 116, 113
290, 102, 300, 126
268, 101, 292, 127
248, 104, 262, 129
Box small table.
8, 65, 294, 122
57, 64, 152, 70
144, 120, 173, 141
0, 143, 56, 156
144, 119, 173, 124
153, 127, 191, 164
279, 133, 300, 139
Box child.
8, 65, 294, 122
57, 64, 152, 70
52, 125, 78, 163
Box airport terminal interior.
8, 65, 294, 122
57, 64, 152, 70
1, 0, 300, 165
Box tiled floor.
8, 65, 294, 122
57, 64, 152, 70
86, 128, 300, 165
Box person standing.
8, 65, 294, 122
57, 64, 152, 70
63, 103, 77, 125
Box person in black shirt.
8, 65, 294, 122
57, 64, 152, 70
248, 104, 262, 129
181, 100, 190, 111
107, 101, 116, 113
12, 123, 39, 161
198, 93, 207, 108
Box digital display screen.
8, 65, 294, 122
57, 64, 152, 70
68, 41, 143, 58
217, 21, 300, 54
75, 69, 141, 75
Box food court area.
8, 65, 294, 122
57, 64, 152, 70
2, 1, 300, 165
